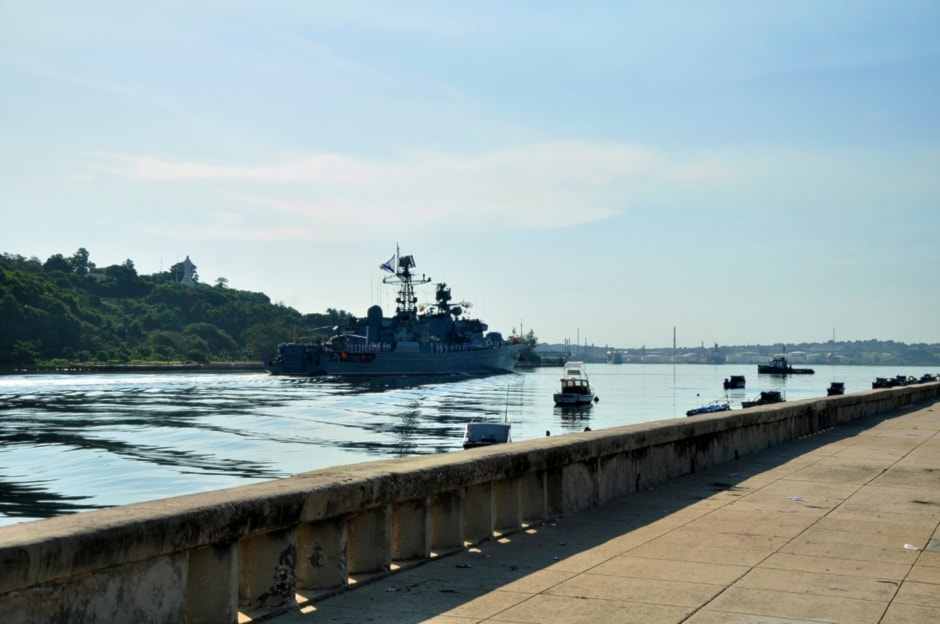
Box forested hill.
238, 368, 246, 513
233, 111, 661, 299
0, 249, 354, 370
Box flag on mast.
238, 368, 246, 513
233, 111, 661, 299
380, 253, 396, 273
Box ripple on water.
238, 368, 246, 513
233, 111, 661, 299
1, 365, 932, 523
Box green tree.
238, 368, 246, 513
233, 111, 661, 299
517, 328, 541, 366
43, 254, 71, 273
68, 247, 94, 275
11, 340, 40, 366
184, 323, 238, 359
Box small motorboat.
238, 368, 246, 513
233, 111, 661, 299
553, 361, 597, 406
742, 390, 785, 408
827, 382, 845, 396
723, 375, 746, 390
873, 375, 916, 388
686, 400, 732, 417
462, 418, 511, 449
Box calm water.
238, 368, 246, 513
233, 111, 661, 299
1, 364, 933, 525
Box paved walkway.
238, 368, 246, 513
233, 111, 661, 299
266, 401, 940, 623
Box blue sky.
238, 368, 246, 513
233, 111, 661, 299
2, 1, 939, 348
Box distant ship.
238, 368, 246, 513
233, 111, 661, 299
264, 249, 522, 377
757, 355, 814, 375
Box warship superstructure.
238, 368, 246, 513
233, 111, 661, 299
264, 250, 522, 377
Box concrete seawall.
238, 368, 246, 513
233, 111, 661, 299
2, 382, 938, 623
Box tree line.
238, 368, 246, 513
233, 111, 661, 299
0, 249, 355, 369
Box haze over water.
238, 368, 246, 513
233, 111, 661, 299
1, 364, 933, 525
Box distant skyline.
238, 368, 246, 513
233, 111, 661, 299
2, 2, 939, 347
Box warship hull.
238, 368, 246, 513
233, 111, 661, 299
265, 342, 522, 377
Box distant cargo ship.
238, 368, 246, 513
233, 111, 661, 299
264, 249, 522, 377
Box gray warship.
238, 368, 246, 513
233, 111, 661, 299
264, 251, 522, 377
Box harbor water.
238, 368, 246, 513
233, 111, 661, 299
0, 364, 933, 525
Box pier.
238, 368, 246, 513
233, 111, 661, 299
1, 383, 938, 623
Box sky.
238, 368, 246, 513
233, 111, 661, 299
2, 1, 939, 348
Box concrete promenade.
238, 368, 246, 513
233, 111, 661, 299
265, 400, 940, 624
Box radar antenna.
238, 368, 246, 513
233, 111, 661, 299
382, 246, 431, 315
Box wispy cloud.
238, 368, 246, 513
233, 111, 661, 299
85, 151, 384, 183
84, 142, 740, 240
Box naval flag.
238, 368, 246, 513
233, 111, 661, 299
380, 254, 396, 273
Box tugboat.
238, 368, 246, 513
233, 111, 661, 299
757, 355, 814, 375
264, 249, 522, 376
723, 375, 746, 390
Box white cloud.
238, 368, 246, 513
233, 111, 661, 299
83, 142, 743, 238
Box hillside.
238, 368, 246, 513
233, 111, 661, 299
0, 249, 354, 370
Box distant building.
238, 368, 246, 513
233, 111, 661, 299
181, 255, 195, 287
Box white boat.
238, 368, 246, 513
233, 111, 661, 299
462, 418, 511, 449
553, 361, 596, 406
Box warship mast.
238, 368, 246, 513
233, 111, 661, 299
383, 247, 431, 316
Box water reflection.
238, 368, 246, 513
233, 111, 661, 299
1, 420, 282, 479
0, 476, 103, 519
1, 382, 292, 481
554, 405, 594, 430
287, 373, 481, 394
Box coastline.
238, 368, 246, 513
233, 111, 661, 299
0, 362, 264, 375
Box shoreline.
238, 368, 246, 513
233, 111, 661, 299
1, 362, 264, 375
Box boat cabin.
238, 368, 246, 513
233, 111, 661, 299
462, 420, 511, 449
